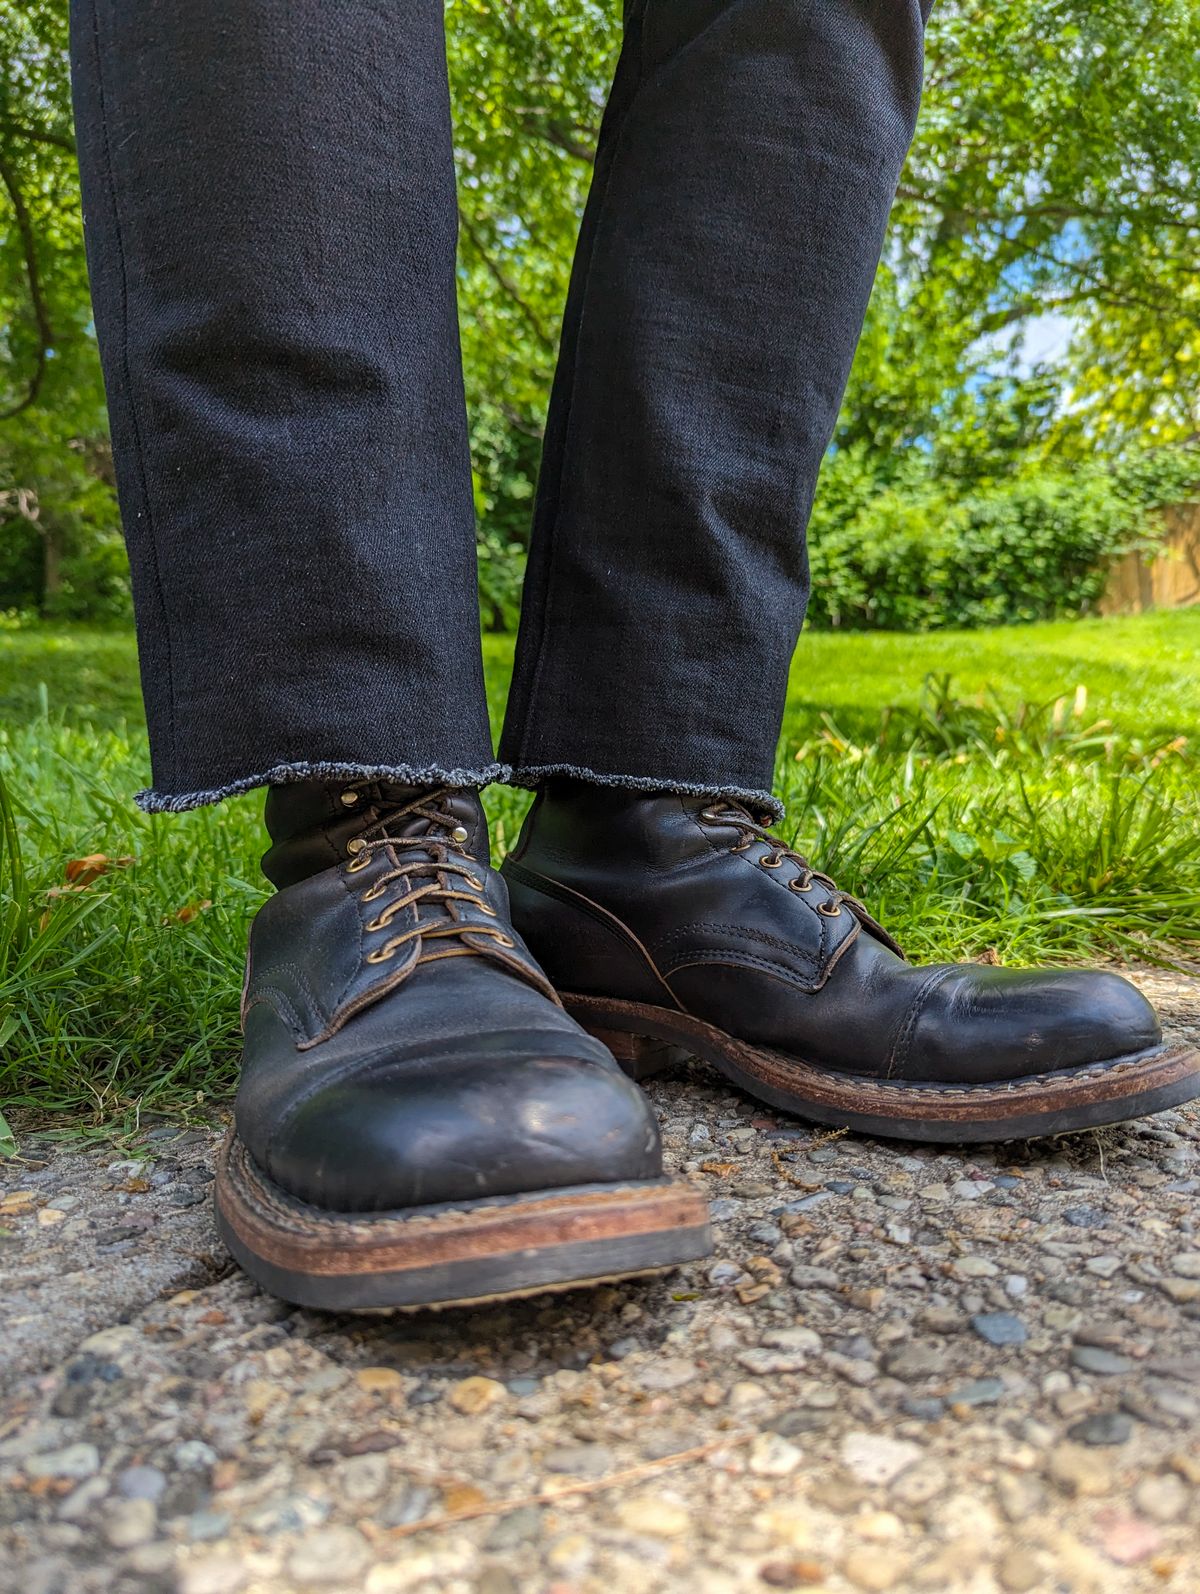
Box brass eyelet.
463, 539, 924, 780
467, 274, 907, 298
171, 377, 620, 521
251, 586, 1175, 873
760, 854, 783, 869
450, 824, 469, 844
340, 789, 360, 807
698, 808, 717, 823
789, 877, 813, 892
346, 850, 371, 873
364, 914, 392, 933
818, 900, 842, 917
730, 839, 752, 853
494, 934, 515, 948
361, 880, 387, 902
478, 902, 498, 917
366, 946, 396, 963
346, 836, 366, 854
465, 873, 484, 890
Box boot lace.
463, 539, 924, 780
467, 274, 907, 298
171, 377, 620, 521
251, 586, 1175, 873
697, 801, 905, 958
341, 786, 515, 967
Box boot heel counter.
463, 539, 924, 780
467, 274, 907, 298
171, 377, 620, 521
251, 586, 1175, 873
502, 860, 674, 1008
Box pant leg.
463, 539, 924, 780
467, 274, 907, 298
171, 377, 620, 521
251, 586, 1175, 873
500, 0, 931, 816
70, 0, 500, 812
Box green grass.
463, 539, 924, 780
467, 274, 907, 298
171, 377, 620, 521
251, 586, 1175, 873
2, 611, 1199, 1133
784, 610, 1200, 747
11, 612, 1200, 746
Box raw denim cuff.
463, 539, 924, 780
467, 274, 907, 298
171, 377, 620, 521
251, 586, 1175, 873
505, 762, 785, 823
136, 759, 513, 813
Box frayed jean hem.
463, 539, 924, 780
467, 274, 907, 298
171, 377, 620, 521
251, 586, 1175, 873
506, 762, 785, 822
136, 760, 513, 813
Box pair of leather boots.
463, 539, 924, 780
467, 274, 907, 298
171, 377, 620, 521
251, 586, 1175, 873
215, 780, 1199, 1311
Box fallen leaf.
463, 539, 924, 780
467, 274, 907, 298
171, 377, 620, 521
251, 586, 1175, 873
171, 899, 213, 924
64, 854, 135, 887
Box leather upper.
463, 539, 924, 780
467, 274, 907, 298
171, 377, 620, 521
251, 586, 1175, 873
502, 784, 1162, 1086
238, 783, 662, 1211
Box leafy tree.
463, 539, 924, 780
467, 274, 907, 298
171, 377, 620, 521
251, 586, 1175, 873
888, 0, 1200, 450
1, 0, 1197, 619
0, 0, 118, 615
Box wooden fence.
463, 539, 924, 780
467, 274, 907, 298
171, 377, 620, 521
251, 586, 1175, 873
1100, 500, 1200, 614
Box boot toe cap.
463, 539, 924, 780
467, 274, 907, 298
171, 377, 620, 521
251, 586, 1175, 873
912, 966, 1162, 1084
1065, 970, 1162, 1062
263, 1047, 663, 1212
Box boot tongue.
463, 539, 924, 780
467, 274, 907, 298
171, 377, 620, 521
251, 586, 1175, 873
262, 781, 485, 890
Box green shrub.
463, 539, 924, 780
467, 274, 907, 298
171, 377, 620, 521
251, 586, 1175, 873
804, 450, 1181, 632
947, 471, 1144, 627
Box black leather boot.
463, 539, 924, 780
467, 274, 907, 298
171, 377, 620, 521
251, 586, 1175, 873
213, 781, 710, 1310
502, 784, 1200, 1143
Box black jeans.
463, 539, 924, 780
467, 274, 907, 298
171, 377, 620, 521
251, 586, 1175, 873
70, 0, 929, 818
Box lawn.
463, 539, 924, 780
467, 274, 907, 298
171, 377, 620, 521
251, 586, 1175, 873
2, 611, 1199, 1132
7, 610, 1200, 745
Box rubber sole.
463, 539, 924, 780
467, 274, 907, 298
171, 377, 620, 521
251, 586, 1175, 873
214, 1131, 713, 1311
564, 993, 1200, 1144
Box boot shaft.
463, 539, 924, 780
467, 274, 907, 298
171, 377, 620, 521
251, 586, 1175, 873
262, 781, 488, 889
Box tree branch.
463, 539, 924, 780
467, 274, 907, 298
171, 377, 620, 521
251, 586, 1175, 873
897, 182, 1199, 238
0, 118, 76, 154
458, 207, 556, 352
0, 150, 55, 419
513, 109, 598, 164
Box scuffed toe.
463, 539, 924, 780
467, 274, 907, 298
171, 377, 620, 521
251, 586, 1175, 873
265, 1045, 662, 1212
908, 966, 1163, 1084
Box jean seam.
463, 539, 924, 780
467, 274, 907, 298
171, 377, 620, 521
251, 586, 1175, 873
87, 0, 180, 786
512, 10, 648, 764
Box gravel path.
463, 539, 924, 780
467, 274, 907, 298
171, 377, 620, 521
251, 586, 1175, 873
2, 967, 1198, 1594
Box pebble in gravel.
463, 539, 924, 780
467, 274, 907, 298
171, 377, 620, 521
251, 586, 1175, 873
24, 1444, 100, 1480
115, 1464, 168, 1501
1066, 1411, 1133, 1447
1070, 1345, 1133, 1376
102, 1498, 157, 1549
1133, 1472, 1191, 1522
841, 1432, 923, 1487
286, 1526, 371, 1587
971, 1312, 1028, 1347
